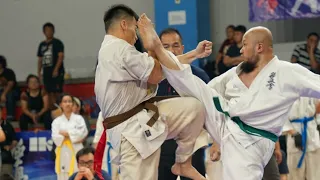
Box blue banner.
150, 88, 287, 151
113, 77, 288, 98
12, 130, 96, 180
249, 0, 320, 22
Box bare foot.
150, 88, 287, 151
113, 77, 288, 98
137, 13, 161, 51
171, 161, 206, 180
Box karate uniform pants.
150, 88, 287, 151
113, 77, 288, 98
110, 164, 119, 180
212, 119, 275, 180
288, 148, 320, 180
205, 142, 279, 180
118, 97, 207, 180
57, 172, 69, 180
103, 143, 120, 180
205, 154, 223, 180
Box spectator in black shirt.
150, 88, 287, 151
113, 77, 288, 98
0, 56, 19, 121
0, 107, 17, 176
37, 22, 65, 110
222, 25, 247, 73
19, 74, 51, 131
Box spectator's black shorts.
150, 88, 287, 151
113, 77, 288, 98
43, 72, 64, 93
278, 150, 289, 174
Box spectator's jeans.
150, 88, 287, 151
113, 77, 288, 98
0, 88, 19, 120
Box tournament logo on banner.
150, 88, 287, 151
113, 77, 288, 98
13, 131, 56, 180
12, 130, 96, 180
249, 0, 320, 22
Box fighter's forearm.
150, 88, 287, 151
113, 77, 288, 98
177, 50, 198, 64
154, 45, 180, 70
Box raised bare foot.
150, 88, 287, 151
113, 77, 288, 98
137, 13, 161, 51
171, 162, 206, 180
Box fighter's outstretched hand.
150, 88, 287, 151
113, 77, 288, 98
137, 13, 162, 51
195, 40, 213, 58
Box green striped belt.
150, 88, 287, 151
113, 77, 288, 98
213, 97, 278, 142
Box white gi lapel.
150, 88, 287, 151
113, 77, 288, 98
229, 57, 278, 116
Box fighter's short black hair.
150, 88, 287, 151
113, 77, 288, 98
159, 28, 183, 42
103, 4, 139, 33
307, 32, 319, 40
234, 25, 247, 34
43, 22, 55, 33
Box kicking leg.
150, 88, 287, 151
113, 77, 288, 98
171, 155, 206, 180
157, 97, 207, 180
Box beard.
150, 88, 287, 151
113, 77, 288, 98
240, 58, 258, 73
240, 61, 256, 73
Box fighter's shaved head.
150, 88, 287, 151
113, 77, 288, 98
244, 26, 273, 48
240, 26, 275, 73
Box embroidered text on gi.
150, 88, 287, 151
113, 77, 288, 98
267, 72, 276, 90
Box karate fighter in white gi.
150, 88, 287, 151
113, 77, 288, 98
137, 13, 320, 180
283, 97, 320, 180
94, 4, 212, 180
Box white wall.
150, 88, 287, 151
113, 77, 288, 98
0, 0, 154, 81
